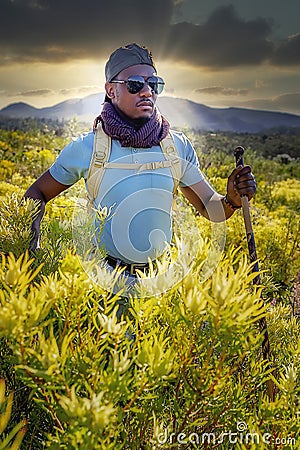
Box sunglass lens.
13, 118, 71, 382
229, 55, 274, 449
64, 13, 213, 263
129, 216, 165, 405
148, 76, 164, 94
126, 76, 144, 94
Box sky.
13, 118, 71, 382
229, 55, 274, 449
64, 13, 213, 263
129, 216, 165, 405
0, 0, 300, 114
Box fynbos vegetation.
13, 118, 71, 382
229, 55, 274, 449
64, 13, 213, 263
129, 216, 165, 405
0, 126, 299, 449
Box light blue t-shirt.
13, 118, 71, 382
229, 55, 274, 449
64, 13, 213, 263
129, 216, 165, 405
50, 130, 204, 263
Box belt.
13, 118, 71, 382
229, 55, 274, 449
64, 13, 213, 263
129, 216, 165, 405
105, 254, 149, 275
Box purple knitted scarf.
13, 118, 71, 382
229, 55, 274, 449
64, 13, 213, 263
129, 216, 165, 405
98, 102, 170, 148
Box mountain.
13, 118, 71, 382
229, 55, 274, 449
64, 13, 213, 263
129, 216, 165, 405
1, 93, 300, 133
0, 94, 106, 123
1, 102, 41, 118
157, 97, 300, 133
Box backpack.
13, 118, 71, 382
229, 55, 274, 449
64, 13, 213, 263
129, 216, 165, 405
86, 125, 182, 210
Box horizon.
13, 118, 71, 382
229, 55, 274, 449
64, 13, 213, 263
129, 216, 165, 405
1, 92, 300, 119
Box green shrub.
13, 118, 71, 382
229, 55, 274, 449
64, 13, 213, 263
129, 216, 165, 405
0, 378, 27, 450
0, 127, 299, 449
0, 248, 299, 449
0, 194, 39, 258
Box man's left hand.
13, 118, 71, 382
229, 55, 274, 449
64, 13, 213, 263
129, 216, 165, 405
226, 165, 256, 208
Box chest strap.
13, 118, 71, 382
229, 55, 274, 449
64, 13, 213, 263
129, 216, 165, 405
87, 126, 181, 209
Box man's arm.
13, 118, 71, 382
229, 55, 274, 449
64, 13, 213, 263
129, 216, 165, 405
24, 170, 70, 251
180, 165, 256, 222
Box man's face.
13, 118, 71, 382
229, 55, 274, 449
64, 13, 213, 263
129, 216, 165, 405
105, 64, 158, 120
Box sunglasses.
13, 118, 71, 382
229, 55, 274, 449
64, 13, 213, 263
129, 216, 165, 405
111, 75, 165, 95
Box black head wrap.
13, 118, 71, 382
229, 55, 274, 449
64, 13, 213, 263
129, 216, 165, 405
105, 43, 156, 82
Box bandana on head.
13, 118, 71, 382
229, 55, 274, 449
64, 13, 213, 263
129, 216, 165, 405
96, 102, 170, 148
105, 43, 156, 82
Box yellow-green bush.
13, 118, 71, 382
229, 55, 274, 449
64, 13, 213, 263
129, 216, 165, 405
0, 127, 299, 449
0, 249, 299, 449
0, 160, 15, 181
0, 378, 27, 450
0, 194, 39, 257
0, 182, 22, 199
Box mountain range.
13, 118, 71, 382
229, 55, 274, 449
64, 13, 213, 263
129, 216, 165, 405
1, 93, 300, 133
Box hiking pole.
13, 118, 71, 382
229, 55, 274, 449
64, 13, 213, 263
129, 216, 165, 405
234, 146, 275, 401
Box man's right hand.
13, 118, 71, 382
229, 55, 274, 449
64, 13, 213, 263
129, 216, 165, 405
24, 169, 70, 252
28, 229, 40, 253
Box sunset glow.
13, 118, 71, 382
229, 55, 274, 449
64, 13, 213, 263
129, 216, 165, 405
0, 0, 299, 114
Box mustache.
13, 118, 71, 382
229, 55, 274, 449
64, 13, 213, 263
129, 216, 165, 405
136, 99, 154, 107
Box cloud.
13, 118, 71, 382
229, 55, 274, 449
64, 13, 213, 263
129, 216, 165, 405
272, 33, 300, 65
255, 79, 270, 88
0, 0, 174, 64
6, 85, 100, 99
58, 86, 99, 96
239, 93, 300, 114
13, 89, 53, 97
0, 2, 299, 69
162, 5, 274, 67
195, 86, 249, 96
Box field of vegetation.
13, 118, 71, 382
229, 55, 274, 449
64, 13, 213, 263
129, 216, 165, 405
0, 120, 299, 449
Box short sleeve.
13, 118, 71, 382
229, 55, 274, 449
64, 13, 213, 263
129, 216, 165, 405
49, 132, 94, 185
171, 131, 205, 187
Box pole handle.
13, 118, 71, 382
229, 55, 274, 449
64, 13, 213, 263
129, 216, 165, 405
233, 146, 259, 276
234, 146, 245, 168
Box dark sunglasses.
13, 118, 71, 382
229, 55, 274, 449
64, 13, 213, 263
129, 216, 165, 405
111, 75, 165, 95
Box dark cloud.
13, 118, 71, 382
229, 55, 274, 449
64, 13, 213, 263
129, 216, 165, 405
272, 33, 300, 65
0, 0, 174, 63
0, 1, 299, 68
161, 5, 274, 67
195, 86, 249, 96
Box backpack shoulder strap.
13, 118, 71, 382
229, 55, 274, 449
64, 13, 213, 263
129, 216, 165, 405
160, 132, 181, 194
87, 128, 182, 210
87, 125, 111, 208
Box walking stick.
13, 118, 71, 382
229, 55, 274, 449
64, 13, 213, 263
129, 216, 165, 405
234, 146, 275, 401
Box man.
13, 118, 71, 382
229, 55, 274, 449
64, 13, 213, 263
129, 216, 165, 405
25, 43, 256, 289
